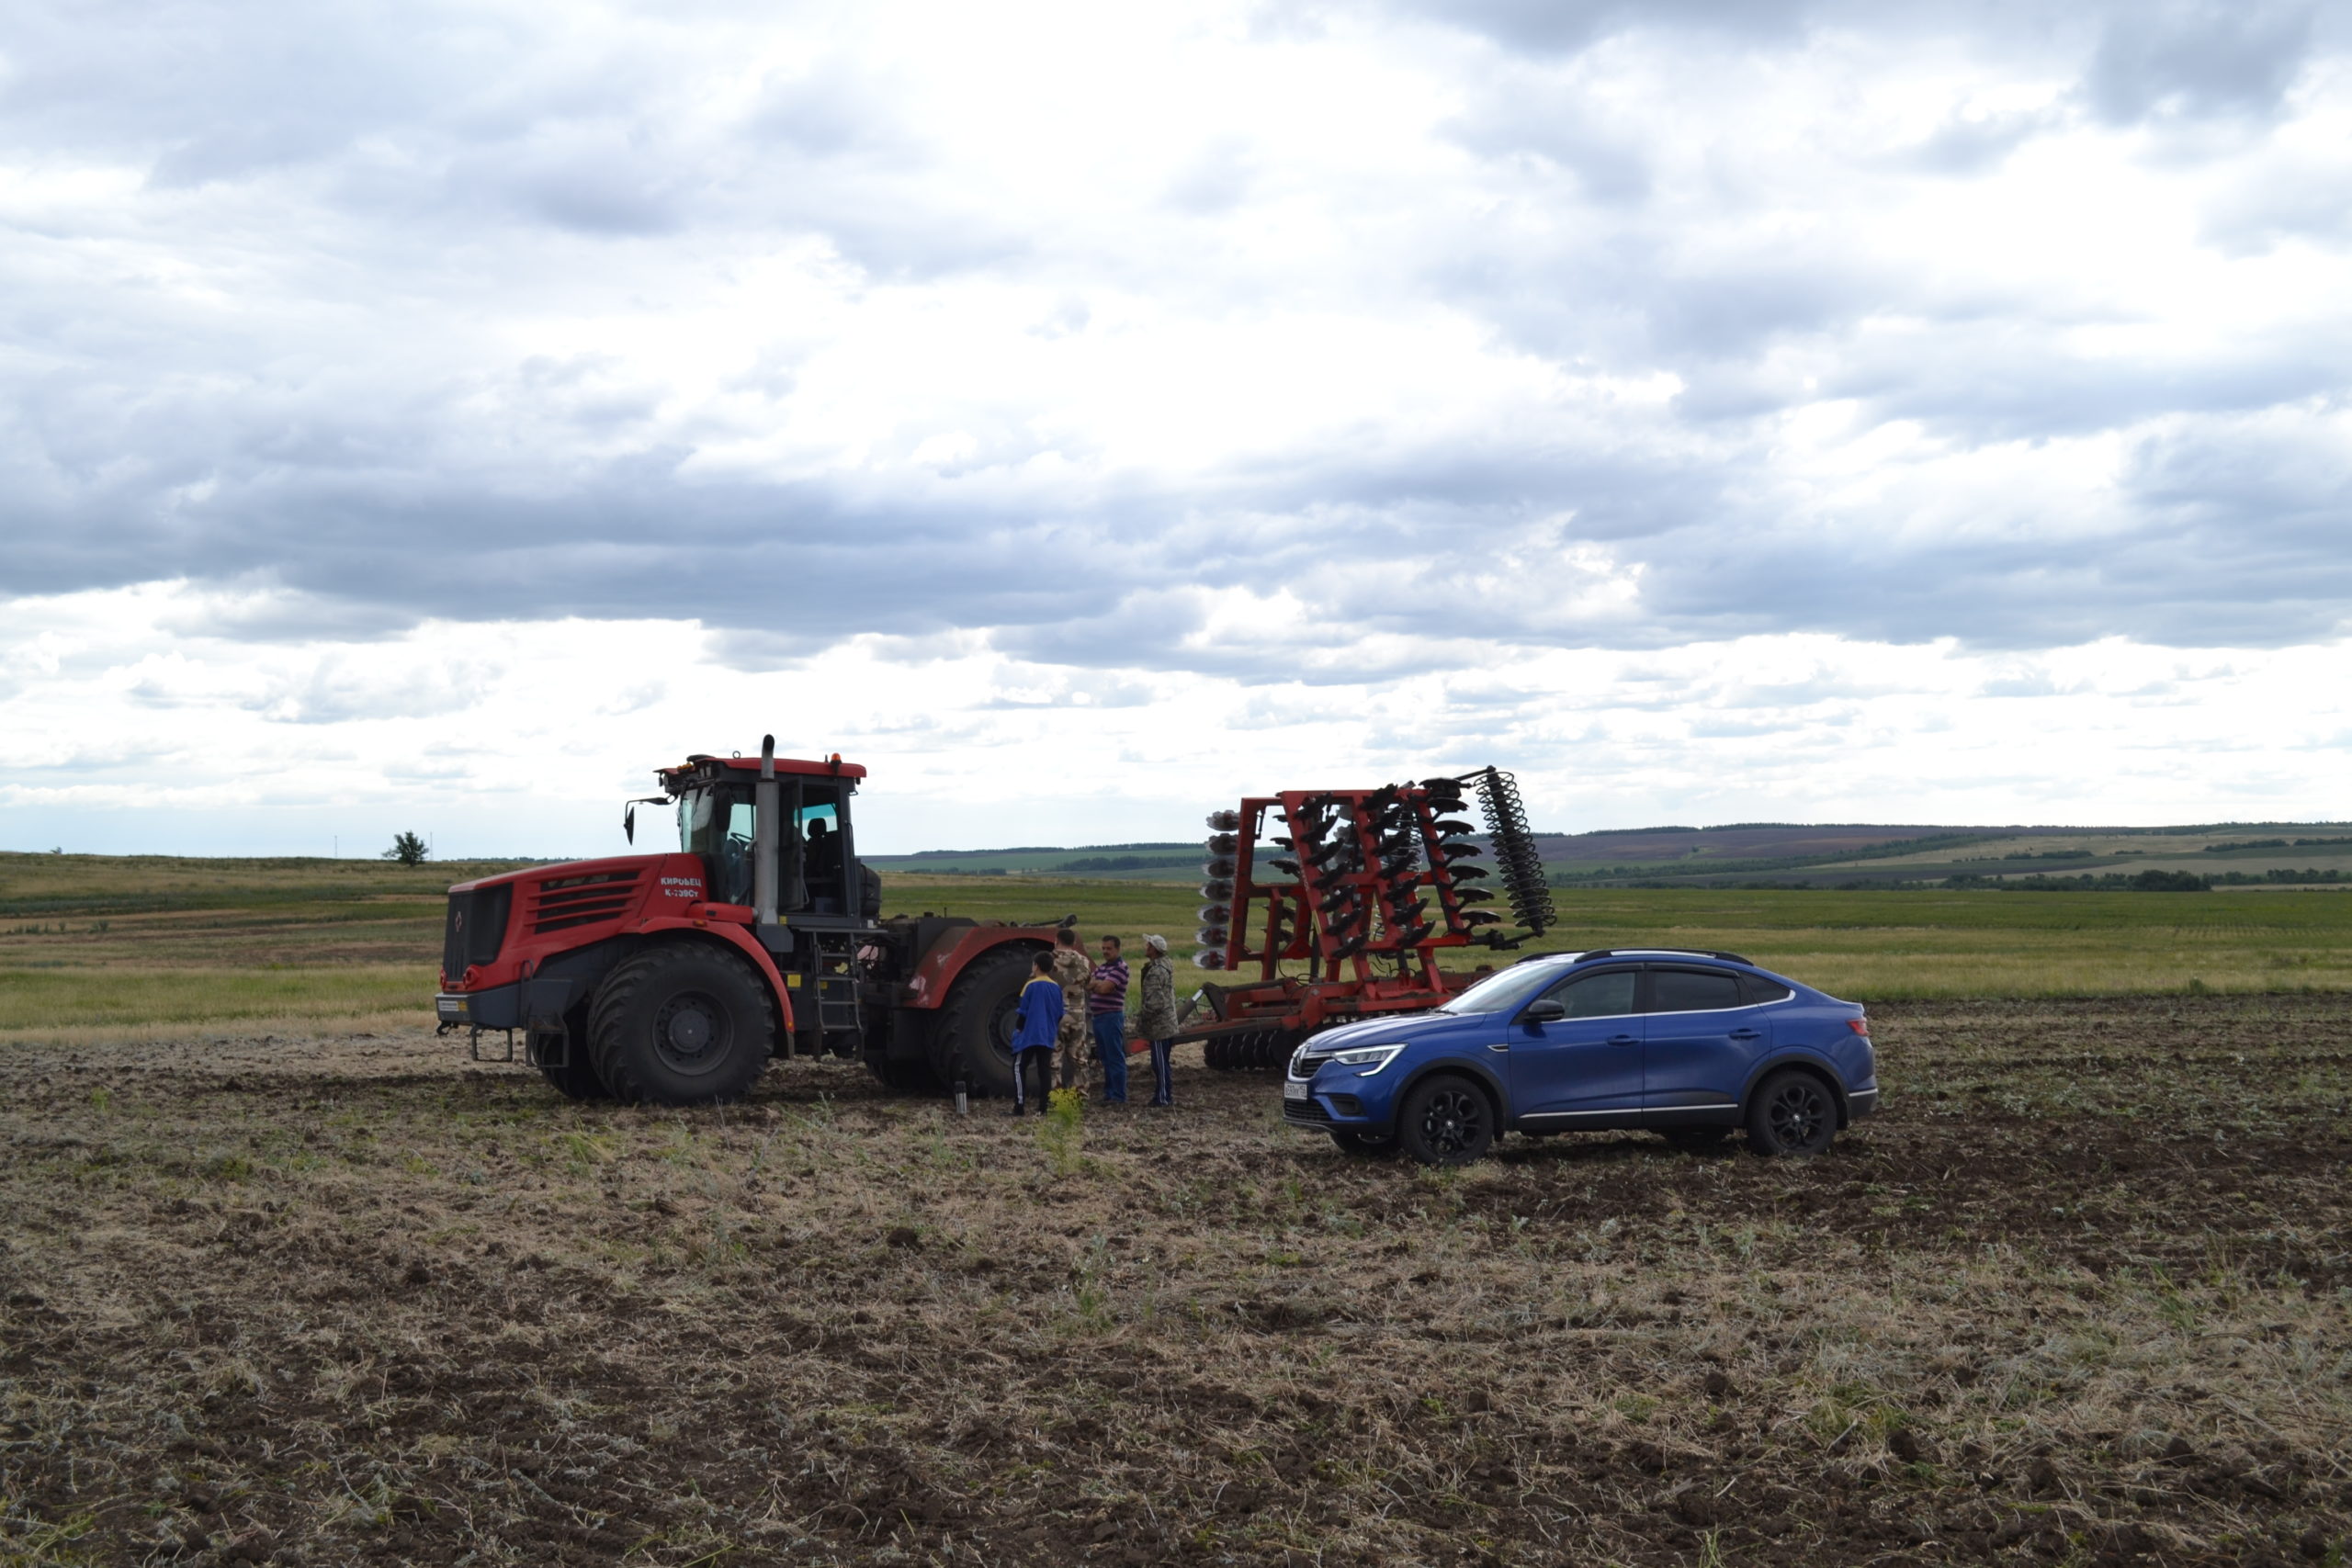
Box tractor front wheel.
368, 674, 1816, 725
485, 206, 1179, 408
588, 943, 774, 1105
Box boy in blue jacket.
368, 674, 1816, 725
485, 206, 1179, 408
1010, 950, 1062, 1115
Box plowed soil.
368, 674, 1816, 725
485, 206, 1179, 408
3, 997, 2348, 1566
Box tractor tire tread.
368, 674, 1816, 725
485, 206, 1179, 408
930, 944, 1037, 1100
587, 942, 773, 1106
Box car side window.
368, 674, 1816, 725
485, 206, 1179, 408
1646, 967, 1743, 1013
1744, 976, 1793, 1004
1544, 968, 1638, 1019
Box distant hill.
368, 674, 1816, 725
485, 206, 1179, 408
1530, 822, 2352, 887
868, 822, 2352, 887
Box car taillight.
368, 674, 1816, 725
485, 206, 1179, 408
1847, 1016, 1870, 1035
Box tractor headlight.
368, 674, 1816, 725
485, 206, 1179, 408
1325, 1043, 1406, 1076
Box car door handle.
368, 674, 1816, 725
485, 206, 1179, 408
1609, 1033, 1637, 1046
1729, 1028, 1762, 1041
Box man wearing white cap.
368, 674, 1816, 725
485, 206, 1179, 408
1136, 933, 1180, 1107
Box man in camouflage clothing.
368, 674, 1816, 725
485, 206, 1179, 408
1050, 928, 1095, 1093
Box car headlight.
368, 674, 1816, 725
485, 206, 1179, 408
1324, 1043, 1407, 1076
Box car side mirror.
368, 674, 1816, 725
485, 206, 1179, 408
1521, 998, 1566, 1023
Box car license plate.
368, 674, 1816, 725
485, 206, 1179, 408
1283, 1080, 1309, 1101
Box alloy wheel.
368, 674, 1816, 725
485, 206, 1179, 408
1418, 1087, 1487, 1157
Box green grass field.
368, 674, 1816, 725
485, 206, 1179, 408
3, 851, 2349, 1040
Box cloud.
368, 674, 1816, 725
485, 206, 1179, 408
2082, 2, 2319, 128
0, 0, 2349, 852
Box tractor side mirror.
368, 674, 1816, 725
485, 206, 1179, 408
1520, 998, 1566, 1024
624, 804, 636, 844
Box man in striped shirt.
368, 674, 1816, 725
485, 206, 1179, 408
1089, 935, 1131, 1104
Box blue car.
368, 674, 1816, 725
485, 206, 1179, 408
1280, 949, 1877, 1164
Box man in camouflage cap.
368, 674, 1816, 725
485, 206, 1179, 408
1050, 927, 1095, 1093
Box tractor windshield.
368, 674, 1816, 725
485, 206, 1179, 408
677, 785, 756, 905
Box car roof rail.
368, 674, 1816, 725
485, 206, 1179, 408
1575, 947, 1755, 965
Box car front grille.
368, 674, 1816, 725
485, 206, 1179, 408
1283, 1096, 1333, 1124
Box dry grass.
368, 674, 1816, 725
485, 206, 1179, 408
2, 998, 2348, 1566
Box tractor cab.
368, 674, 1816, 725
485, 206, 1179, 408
653, 746, 882, 1056
660, 751, 875, 924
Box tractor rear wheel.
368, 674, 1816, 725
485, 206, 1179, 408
587, 943, 774, 1105
929, 946, 1035, 1100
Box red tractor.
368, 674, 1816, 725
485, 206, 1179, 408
435, 739, 1068, 1104
1180, 767, 1557, 1070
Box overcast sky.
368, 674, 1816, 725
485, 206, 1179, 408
3, 0, 2348, 858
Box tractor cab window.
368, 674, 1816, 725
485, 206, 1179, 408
797, 794, 848, 913
678, 786, 757, 906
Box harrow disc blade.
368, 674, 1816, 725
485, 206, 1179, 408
1474, 765, 1556, 935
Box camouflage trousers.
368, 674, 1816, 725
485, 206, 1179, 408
1056, 1001, 1092, 1092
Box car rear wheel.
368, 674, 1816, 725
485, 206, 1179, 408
1746, 1070, 1837, 1156
1396, 1075, 1495, 1167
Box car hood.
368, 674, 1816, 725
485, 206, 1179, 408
1305, 1010, 1494, 1054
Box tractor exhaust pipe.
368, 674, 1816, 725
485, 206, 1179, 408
754, 734, 778, 928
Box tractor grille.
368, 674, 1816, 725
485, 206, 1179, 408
526, 869, 641, 935
441, 885, 513, 981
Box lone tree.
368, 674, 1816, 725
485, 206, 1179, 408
384, 831, 429, 866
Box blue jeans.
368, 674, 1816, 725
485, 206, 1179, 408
1148, 1039, 1174, 1105
1091, 1012, 1128, 1102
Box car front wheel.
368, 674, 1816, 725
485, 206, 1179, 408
1396, 1075, 1495, 1166
1746, 1069, 1837, 1156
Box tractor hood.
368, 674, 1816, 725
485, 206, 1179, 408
444, 853, 676, 897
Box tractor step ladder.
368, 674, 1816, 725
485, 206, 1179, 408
810, 931, 863, 1034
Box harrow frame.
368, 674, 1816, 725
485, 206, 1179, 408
1176, 768, 1555, 1072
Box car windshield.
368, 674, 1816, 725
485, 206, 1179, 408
1436, 959, 1581, 1015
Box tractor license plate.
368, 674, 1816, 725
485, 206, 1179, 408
436, 995, 467, 1021
1283, 1080, 1309, 1101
